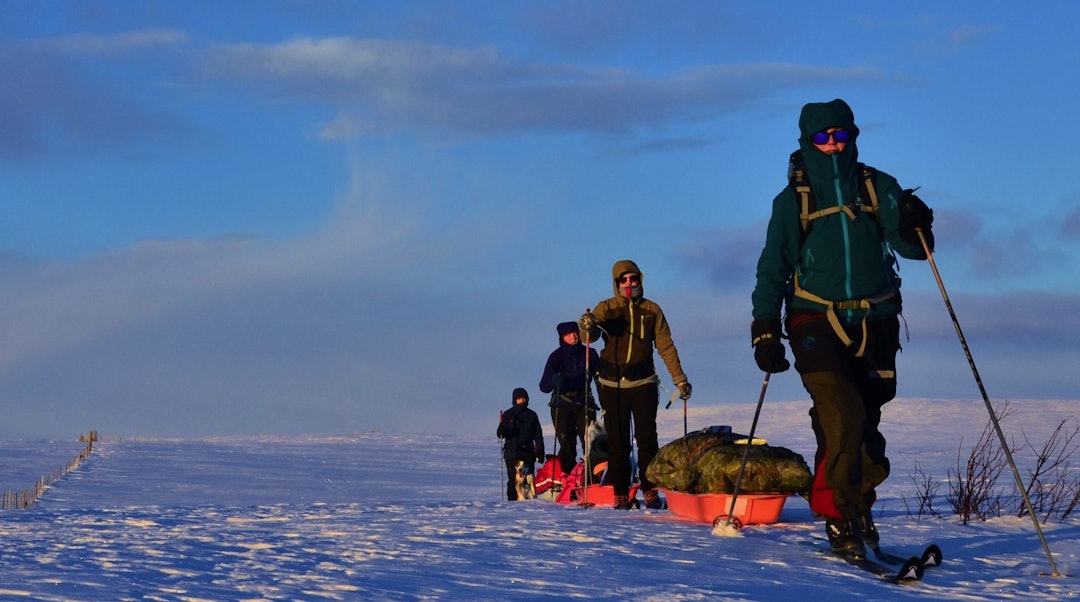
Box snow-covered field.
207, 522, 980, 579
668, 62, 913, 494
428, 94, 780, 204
1, 398, 1077, 600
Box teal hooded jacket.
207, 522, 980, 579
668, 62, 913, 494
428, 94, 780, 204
751, 99, 930, 324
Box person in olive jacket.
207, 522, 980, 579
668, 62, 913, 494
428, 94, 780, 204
751, 98, 935, 557
580, 259, 692, 510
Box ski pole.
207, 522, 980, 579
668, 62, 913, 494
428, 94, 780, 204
552, 388, 561, 478
721, 372, 770, 528
916, 228, 1060, 577
498, 411, 506, 502
582, 309, 592, 507
683, 397, 688, 439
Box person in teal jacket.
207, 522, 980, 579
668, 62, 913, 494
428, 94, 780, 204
750, 99, 935, 557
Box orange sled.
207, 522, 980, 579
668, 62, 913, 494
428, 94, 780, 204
662, 490, 790, 526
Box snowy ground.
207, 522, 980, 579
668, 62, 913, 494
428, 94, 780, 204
1, 398, 1077, 600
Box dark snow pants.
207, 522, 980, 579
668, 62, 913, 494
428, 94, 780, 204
788, 314, 900, 520
550, 403, 596, 476
597, 381, 659, 497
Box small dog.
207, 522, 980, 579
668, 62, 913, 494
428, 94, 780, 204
514, 460, 536, 500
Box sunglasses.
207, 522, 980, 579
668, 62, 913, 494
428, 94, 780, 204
617, 274, 640, 285
810, 128, 851, 145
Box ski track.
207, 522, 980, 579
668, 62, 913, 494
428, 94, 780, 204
0, 399, 1076, 600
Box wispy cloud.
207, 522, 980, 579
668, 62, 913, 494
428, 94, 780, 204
0, 31, 193, 161
947, 24, 1001, 45
202, 37, 886, 138
28, 29, 190, 55
0, 170, 417, 379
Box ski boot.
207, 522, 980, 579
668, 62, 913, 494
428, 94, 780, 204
857, 512, 880, 548
825, 518, 866, 558
642, 489, 666, 510
613, 494, 641, 510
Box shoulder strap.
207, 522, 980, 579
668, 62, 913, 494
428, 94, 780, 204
788, 149, 879, 235
859, 164, 879, 218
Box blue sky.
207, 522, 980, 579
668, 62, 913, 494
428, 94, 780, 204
2, 1, 1078, 439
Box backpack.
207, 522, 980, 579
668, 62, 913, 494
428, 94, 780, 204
785, 149, 898, 358
534, 456, 565, 496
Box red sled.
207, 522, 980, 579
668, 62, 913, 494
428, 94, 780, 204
549, 460, 639, 506
575, 483, 640, 506
662, 490, 790, 526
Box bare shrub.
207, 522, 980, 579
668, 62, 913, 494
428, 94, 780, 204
902, 460, 944, 520
1017, 417, 1080, 523
944, 402, 1016, 524
907, 401, 1080, 525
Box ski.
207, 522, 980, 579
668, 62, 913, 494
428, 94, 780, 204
845, 554, 924, 583
799, 541, 923, 583
870, 543, 942, 571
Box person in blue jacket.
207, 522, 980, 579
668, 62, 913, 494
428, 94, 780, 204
539, 321, 600, 476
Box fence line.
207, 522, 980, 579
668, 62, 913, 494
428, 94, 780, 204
1, 430, 98, 510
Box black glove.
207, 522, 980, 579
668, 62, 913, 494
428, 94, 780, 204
751, 319, 790, 374
536, 455, 545, 464
551, 373, 563, 389
677, 382, 692, 401
898, 188, 933, 245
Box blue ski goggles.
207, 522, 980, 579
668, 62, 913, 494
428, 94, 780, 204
810, 128, 851, 145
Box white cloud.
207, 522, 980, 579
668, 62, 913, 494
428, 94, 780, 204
202, 37, 887, 138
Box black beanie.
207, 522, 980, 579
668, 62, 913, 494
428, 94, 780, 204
556, 321, 579, 337
512, 387, 529, 403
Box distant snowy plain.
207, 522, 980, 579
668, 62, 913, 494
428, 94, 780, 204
1, 398, 1077, 600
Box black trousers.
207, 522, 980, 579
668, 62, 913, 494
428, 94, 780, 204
550, 403, 596, 475
788, 314, 900, 519
597, 381, 659, 497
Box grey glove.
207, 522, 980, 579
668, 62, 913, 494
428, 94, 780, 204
578, 311, 595, 334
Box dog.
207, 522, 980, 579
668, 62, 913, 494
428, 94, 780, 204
584, 420, 609, 485
514, 460, 536, 500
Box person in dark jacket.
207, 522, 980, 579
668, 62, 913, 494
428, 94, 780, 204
580, 259, 692, 510
539, 321, 601, 476
751, 98, 935, 557
497, 387, 546, 501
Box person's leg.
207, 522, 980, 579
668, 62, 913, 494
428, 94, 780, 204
854, 316, 900, 505
853, 317, 901, 544
573, 407, 589, 468
599, 385, 631, 497
552, 405, 577, 475
790, 314, 866, 556
803, 371, 867, 519
505, 457, 518, 501
629, 383, 660, 491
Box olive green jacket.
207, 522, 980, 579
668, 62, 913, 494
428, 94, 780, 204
584, 259, 688, 388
